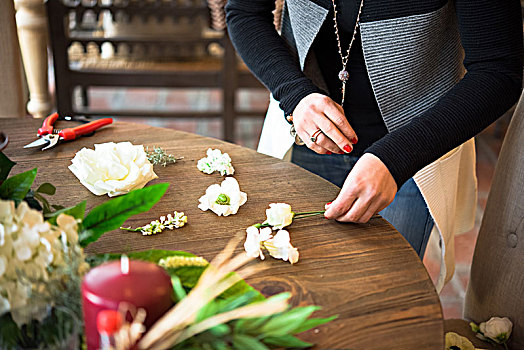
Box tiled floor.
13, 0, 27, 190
82, 86, 507, 320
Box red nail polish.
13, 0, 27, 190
351, 137, 358, 144
326, 151, 332, 155
338, 151, 345, 155
326, 201, 332, 205
343, 145, 352, 153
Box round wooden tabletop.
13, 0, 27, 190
2, 119, 443, 349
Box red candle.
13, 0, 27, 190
82, 258, 173, 350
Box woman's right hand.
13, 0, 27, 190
292, 93, 358, 154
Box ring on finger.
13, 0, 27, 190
310, 129, 323, 143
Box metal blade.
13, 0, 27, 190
23, 138, 48, 148
41, 135, 59, 151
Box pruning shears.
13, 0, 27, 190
24, 113, 113, 151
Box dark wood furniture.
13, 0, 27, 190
2, 118, 444, 349
46, 0, 267, 142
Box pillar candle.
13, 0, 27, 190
82, 258, 173, 350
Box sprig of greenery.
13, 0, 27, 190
146, 146, 181, 167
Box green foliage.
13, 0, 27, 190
0, 151, 16, 183
0, 168, 37, 204
46, 201, 86, 226
79, 183, 169, 247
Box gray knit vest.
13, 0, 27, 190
281, 0, 464, 132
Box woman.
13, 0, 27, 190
225, 0, 522, 290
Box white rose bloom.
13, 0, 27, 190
481, 317, 512, 343
198, 177, 247, 216
263, 230, 299, 264
69, 141, 158, 197
264, 203, 294, 230
244, 226, 273, 260
197, 148, 235, 176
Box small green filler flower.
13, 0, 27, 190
120, 211, 188, 236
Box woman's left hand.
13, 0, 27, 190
324, 153, 398, 223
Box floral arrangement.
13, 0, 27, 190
197, 148, 235, 176
243, 203, 325, 264
0, 151, 335, 350
69, 142, 158, 197
0, 200, 88, 326
445, 317, 513, 350
198, 177, 247, 216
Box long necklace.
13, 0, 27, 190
331, 0, 364, 105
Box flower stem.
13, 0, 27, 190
293, 211, 325, 219
503, 342, 509, 350
294, 210, 325, 216
120, 226, 142, 232
253, 222, 272, 229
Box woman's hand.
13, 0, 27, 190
292, 93, 358, 154
324, 153, 398, 223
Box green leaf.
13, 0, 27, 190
232, 334, 269, 350
196, 290, 261, 323
208, 324, 230, 337
0, 168, 37, 203
260, 306, 320, 337
292, 315, 338, 334
46, 201, 86, 226
79, 183, 169, 247
263, 334, 313, 348
171, 276, 187, 302
36, 183, 56, 195
0, 152, 16, 183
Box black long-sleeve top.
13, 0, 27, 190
225, 0, 523, 187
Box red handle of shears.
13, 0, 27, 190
59, 118, 113, 141
37, 112, 59, 136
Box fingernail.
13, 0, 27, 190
343, 144, 352, 153
326, 151, 332, 155
351, 137, 358, 144
338, 151, 345, 154
326, 201, 332, 205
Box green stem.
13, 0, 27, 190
503, 342, 509, 350
253, 222, 272, 229
294, 210, 325, 217
120, 226, 142, 232
293, 212, 325, 219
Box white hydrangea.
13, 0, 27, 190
197, 148, 235, 176
0, 200, 87, 325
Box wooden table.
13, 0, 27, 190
1, 119, 443, 349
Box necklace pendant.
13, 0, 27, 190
338, 69, 349, 82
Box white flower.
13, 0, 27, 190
69, 141, 158, 197
244, 226, 273, 260
0, 200, 87, 326
263, 230, 299, 264
198, 177, 247, 216
479, 317, 512, 344
197, 148, 235, 176
445, 332, 475, 350
264, 203, 294, 230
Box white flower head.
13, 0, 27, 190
197, 148, 235, 176
69, 142, 158, 197
263, 230, 299, 264
198, 177, 247, 216
244, 226, 273, 260
480, 317, 512, 344
0, 200, 87, 326
264, 203, 294, 230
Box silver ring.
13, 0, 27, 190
290, 124, 305, 146
310, 129, 322, 143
